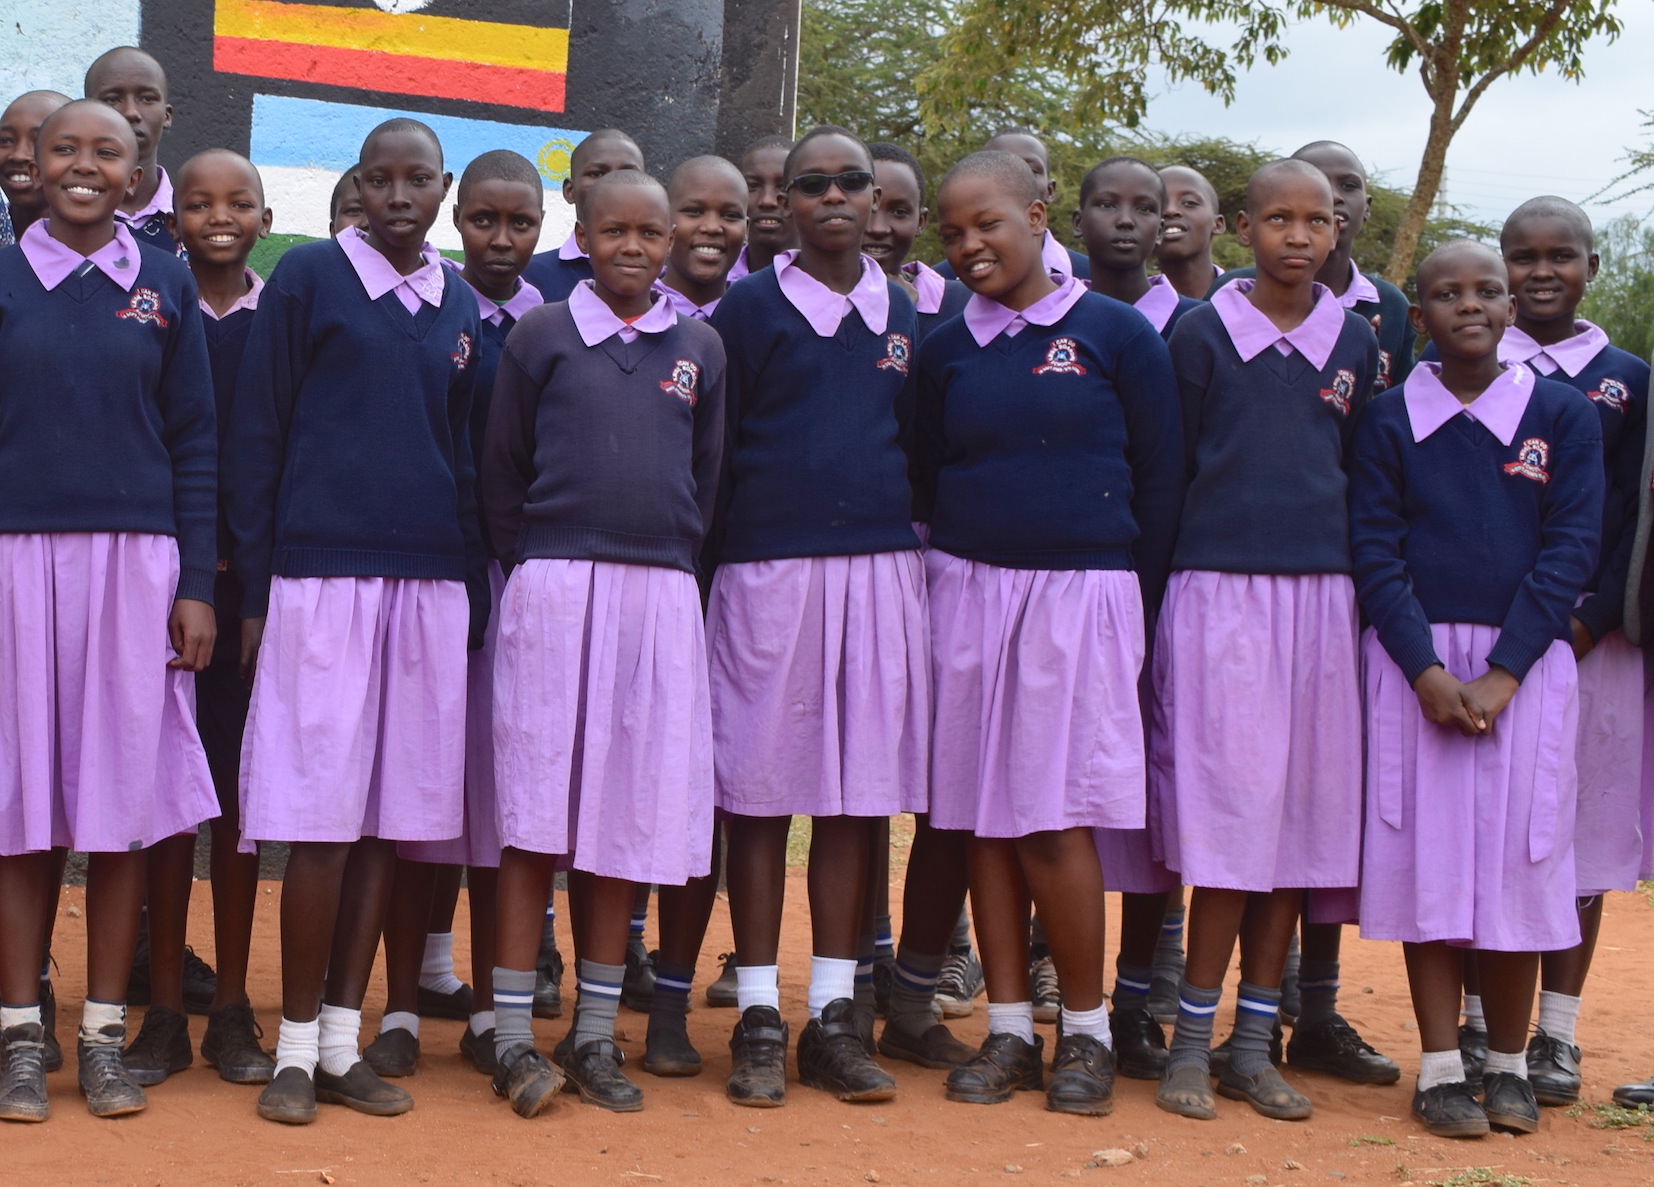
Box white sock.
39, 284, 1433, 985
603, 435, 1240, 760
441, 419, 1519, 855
1462, 993, 1485, 1030
469, 1010, 496, 1036
79, 999, 125, 1045
379, 1010, 419, 1038
275, 1017, 321, 1077
1537, 990, 1581, 1047
1484, 1048, 1528, 1079
986, 1001, 1036, 1044
1060, 1003, 1112, 1047
735, 964, 780, 1012
317, 1004, 362, 1077
419, 932, 466, 995
1417, 1048, 1465, 1092
0, 1004, 42, 1030
807, 955, 857, 1018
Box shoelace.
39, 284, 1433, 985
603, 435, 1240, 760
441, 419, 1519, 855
80, 1042, 134, 1089
1, 1035, 46, 1082
1031, 957, 1060, 1002
215, 1004, 266, 1049
935, 953, 971, 999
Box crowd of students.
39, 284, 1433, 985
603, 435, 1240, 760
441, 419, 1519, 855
0, 44, 1651, 1148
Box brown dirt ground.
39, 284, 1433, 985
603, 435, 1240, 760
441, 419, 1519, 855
12, 866, 1654, 1187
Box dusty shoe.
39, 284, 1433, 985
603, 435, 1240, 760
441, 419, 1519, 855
935, 948, 984, 1019
1216, 1062, 1312, 1121
878, 1020, 976, 1069
40, 980, 62, 1074
1156, 1062, 1217, 1120
944, 1032, 1044, 1104
416, 983, 473, 1021
1412, 1079, 1488, 1139
1210, 1018, 1283, 1077
705, 953, 739, 1008
1482, 1070, 1540, 1134
0, 1023, 50, 1123
727, 1006, 789, 1108
257, 1066, 317, 1124
459, 1026, 499, 1076
556, 1035, 644, 1112
1109, 1006, 1169, 1080
797, 999, 895, 1102
79, 1029, 148, 1118
1285, 1013, 1400, 1085
122, 1005, 193, 1087
491, 1042, 562, 1119
1459, 1024, 1488, 1092
1525, 1029, 1581, 1107
201, 1002, 275, 1084
363, 1027, 420, 1078
621, 940, 656, 1013
1046, 1033, 1116, 1116
534, 945, 564, 1020
1029, 955, 1061, 1024
314, 1060, 413, 1116
644, 1016, 702, 1077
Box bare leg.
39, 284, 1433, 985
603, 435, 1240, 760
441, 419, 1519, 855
277, 842, 352, 1023
1015, 829, 1107, 1011
322, 838, 399, 1010
84, 852, 148, 1004
380, 858, 439, 1017
807, 816, 874, 959
725, 814, 790, 966
143, 831, 197, 1014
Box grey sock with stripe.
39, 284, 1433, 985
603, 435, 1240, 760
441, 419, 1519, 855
1165, 980, 1222, 1075
573, 959, 625, 1047
493, 966, 537, 1062
1228, 980, 1282, 1078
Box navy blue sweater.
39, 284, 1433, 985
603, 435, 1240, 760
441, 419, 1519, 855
124, 210, 179, 257
205, 305, 257, 618
707, 266, 921, 563
0, 241, 217, 603
521, 250, 591, 303
914, 291, 1185, 607
484, 302, 726, 572
225, 238, 485, 630
1213, 266, 1414, 392
1351, 374, 1603, 682
918, 279, 971, 342
1169, 302, 1379, 574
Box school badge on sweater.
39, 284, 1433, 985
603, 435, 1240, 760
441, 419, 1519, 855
875, 333, 911, 374
117, 288, 170, 329
1504, 438, 1551, 484
660, 359, 701, 407
1033, 337, 1086, 376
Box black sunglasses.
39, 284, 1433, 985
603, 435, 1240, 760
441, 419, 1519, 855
786, 170, 875, 198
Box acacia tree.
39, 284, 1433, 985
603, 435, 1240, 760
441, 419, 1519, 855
920, 0, 1623, 282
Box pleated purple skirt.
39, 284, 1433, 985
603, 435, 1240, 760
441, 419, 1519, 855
1094, 827, 1179, 894
707, 552, 929, 818
0, 533, 217, 855
1573, 628, 1645, 895
927, 554, 1146, 837
492, 560, 712, 885
239, 576, 469, 848
1358, 625, 1580, 951
1148, 571, 1362, 892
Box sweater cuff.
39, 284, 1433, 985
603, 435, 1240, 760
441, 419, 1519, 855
238, 573, 272, 619
1572, 591, 1623, 644
1486, 632, 1549, 684
174, 567, 218, 607
1389, 631, 1442, 686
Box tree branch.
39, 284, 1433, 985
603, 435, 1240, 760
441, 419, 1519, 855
1449, 0, 1575, 134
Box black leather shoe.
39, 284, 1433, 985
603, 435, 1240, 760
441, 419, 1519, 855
1286, 1013, 1401, 1084
705, 952, 738, 1008
727, 1005, 788, 1108
621, 940, 656, 1012
1483, 1070, 1539, 1134
362, 1026, 420, 1078
416, 983, 473, 1021
1525, 1028, 1581, 1106
491, 1042, 561, 1118
643, 1016, 702, 1077
878, 1020, 976, 1069
459, 1026, 498, 1076
797, 999, 895, 1102
1412, 1079, 1488, 1138
180, 948, 217, 1015
122, 1005, 193, 1086
1047, 1033, 1115, 1116
1613, 1074, 1654, 1108
1109, 1006, 1168, 1080
313, 1060, 413, 1116
944, 1032, 1044, 1104
257, 1066, 316, 1124
1459, 1024, 1488, 1092
555, 1035, 644, 1111
534, 943, 564, 1020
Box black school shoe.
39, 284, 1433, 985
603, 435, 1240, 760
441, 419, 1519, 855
555, 1033, 644, 1111
257, 1066, 317, 1124
727, 1005, 789, 1107
314, 1060, 414, 1116
1412, 1079, 1489, 1139
1525, 1028, 1581, 1106
79, 1028, 147, 1118
1613, 1074, 1654, 1107
705, 953, 739, 1008
122, 1005, 193, 1086
363, 1026, 420, 1078
1459, 1024, 1488, 1092
459, 1026, 499, 1076
201, 1002, 276, 1084
643, 1015, 702, 1077
0, 1023, 50, 1123
1285, 1013, 1401, 1084
1109, 1006, 1169, 1080
1209, 1018, 1283, 1077
416, 983, 474, 1021
878, 1019, 977, 1069
944, 1033, 1044, 1104
1482, 1071, 1540, 1134
534, 945, 564, 1020
621, 940, 656, 1012
1047, 1033, 1116, 1116
797, 999, 896, 1102
40, 980, 62, 1074
491, 1042, 561, 1118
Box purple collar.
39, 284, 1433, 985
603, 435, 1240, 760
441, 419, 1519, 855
198, 268, 264, 320
726, 244, 752, 284
567, 279, 677, 346
441, 259, 542, 326
653, 279, 720, 321
773, 249, 890, 336
1404, 361, 1534, 446
1040, 230, 1073, 278
1132, 274, 1181, 333
1210, 279, 1343, 370
1499, 320, 1610, 378
1335, 259, 1380, 309
336, 227, 445, 313
116, 165, 172, 227
901, 260, 948, 315
557, 229, 586, 261
962, 273, 1087, 347
20, 219, 141, 291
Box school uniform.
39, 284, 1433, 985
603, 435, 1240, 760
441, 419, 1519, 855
227, 227, 484, 851
520, 230, 591, 303
1129, 273, 1202, 341
901, 259, 970, 342
654, 278, 723, 321
936, 230, 1090, 283
1149, 280, 1375, 893
484, 282, 725, 884
397, 269, 545, 870
1352, 362, 1603, 950
0, 222, 218, 855
116, 165, 179, 256
706, 252, 929, 818
914, 277, 1183, 838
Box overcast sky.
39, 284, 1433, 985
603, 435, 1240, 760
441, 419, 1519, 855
1140, 2, 1653, 232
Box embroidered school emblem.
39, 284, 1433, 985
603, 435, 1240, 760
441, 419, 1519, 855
1319, 368, 1357, 414
1033, 337, 1087, 376
875, 333, 912, 375
1375, 350, 1394, 392
1588, 377, 1630, 412
659, 359, 701, 406
116, 287, 169, 328
451, 331, 472, 371
1503, 438, 1552, 484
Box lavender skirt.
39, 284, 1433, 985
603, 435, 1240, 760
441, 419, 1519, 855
239, 576, 468, 848
1148, 571, 1362, 892
1573, 628, 1645, 895
0, 533, 217, 855
707, 552, 929, 818
1094, 827, 1180, 895
493, 560, 712, 885
1643, 688, 1654, 882
400, 562, 506, 868
1358, 625, 1580, 951
927, 554, 1146, 837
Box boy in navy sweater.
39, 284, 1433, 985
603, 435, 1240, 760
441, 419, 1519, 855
85, 47, 178, 255
521, 128, 643, 302
1075, 155, 1201, 340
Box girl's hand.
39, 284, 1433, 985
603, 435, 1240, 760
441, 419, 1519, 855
1463, 666, 1520, 730
1412, 665, 1487, 737
240, 615, 267, 687
1570, 615, 1595, 661
168, 599, 216, 672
